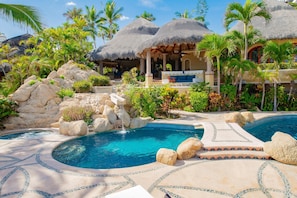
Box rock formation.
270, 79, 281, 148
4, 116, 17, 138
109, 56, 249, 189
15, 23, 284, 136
156, 148, 177, 166
176, 137, 203, 160
3, 61, 147, 135
264, 132, 297, 165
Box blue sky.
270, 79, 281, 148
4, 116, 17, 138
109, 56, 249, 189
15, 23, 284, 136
1, 0, 246, 41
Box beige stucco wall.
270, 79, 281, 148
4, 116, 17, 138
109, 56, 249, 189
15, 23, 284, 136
181, 52, 207, 71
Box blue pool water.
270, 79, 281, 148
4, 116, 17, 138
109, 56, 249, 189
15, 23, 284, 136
52, 123, 203, 169
244, 115, 297, 142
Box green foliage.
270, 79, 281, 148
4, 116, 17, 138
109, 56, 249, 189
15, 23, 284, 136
240, 86, 261, 110
220, 84, 238, 110
89, 75, 110, 86
159, 86, 179, 117
125, 86, 163, 119
29, 80, 36, 86
0, 97, 18, 128
57, 88, 74, 99
73, 80, 92, 93
62, 106, 94, 124
190, 82, 209, 92
26, 18, 93, 69
49, 79, 55, 85
122, 67, 139, 84
189, 91, 208, 112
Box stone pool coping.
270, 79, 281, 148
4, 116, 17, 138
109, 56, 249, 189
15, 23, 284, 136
0, 111, 297, 197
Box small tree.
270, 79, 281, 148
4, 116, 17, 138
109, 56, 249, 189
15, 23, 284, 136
262, 41, 297, 111
197, 34, 236, 95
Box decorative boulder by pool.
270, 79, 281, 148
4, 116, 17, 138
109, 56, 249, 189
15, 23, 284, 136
156, 148, 177, 166
264, 132, 297, 165
241, 111, 255, 123
59, 120, 88, 136
177, 137, 203, 160
224, 112, 246, 127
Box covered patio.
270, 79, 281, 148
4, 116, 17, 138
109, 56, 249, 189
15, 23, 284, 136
136, 18, 214, 87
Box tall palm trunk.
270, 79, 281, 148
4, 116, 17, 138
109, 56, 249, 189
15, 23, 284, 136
217, 56, 221, 95
261, 82, 265, 110
273, 81, 277, 111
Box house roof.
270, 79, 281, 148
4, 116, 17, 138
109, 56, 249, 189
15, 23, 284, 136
230, 0, 297, 40
89, 18, 159, 61
137, 18, 212, 57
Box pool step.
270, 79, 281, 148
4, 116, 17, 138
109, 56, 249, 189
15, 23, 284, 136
197, 149, 271, 160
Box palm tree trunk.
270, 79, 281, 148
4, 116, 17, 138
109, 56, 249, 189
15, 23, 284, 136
217, 57, 221, 95
261, 83, 265, 110
273, 81, 277, 111
288, 80, 294, 102
243, 23, 248, 61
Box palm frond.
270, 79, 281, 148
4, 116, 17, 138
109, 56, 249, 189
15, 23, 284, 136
0, 3, 43, 32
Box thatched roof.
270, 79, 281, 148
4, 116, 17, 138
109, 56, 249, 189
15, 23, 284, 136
230, 0, 297, 40
89, 18, 159, 61
137, 18, 212, 56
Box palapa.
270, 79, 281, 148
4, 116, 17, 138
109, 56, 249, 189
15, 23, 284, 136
137, 18, 212, 57
89, 18, 159, 61
231, 0, 297, 40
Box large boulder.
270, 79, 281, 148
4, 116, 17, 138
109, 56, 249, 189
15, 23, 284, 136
156, 148, 177, 166
264, 132, 297, 165
177, 137, 203, 160
59, 120, 88, 136
103, 105, 117, 124
241, 111, 255, 123
114, 106, 131, 128
130, 117, 151, 129
224, 112, 246, 127
93, 118, 113, 132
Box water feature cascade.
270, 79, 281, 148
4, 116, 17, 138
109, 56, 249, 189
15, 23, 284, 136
110, 93, 127, 132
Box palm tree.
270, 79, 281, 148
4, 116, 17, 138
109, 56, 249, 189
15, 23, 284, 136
84, 5, 104, 48
136, 11, 156, 21
195, 0, 208, 24
102, 0, 123, 40
262, 41, 297, 111
0, 3, 42, 33
197, 34, 236, 95
63, 7, 83, 21
224, 0, 271, 61
174, 10, 193, 19
256, 67, 278, 110
225, 26, 265, 92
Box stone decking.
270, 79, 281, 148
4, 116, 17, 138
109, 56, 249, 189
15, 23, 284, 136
195, 121, 271, 160
0, 112, 297, 197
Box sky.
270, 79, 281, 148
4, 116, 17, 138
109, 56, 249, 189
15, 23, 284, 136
1, 0, 246, 43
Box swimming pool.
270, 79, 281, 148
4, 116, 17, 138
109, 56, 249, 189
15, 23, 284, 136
52, 123, 204, 169
243, 115, 297, 142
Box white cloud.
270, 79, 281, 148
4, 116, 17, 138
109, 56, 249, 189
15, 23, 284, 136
66, 1, 76, 6
139, 0, 161, 8
120, 15, 130, 21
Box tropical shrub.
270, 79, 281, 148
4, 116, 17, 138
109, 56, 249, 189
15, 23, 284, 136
62, 106, 94, 124
89, 75, 110, 86
159, 86, 179, 117
125, 86, 163, 118
0, 98, 18, 128
220, 84, 238, 110
190, 91, 208, 112
240, 86, 261, 111
208, 92, 222, 111
57, 88, 74, 99
73, 80, 92, 93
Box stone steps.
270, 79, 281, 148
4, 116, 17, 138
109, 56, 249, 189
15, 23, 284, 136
197, 147, 271, 160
